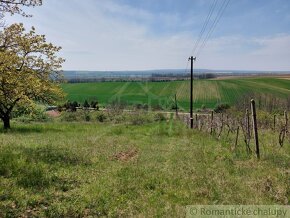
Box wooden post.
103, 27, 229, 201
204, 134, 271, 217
284, 110, 288, 133
234, 126, 240, 149
174, 93, 178, 117
251, 99, 260, 159
210, 111, 214, 134
198, 118, 202, 131
273, 114, 276, 131
195, 113, 198, 129
246, 109, 250, 142
246, 109, 249, 134
244, 109, 251, 153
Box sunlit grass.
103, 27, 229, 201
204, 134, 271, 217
0, 118, 289, 217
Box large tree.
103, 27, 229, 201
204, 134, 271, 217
0, 23, 64, 129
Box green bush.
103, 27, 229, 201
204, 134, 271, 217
83, 100, 90, 108
60, 112, 80, 122
96, 112, 107, 122
214, 103, 230, 113
154, 113, 167, 122
83, 112, 91, 122
130, 113, 154, 125
14, 105, 51, 123
111, 113, 129, 124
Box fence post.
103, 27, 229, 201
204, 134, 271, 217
284, 110, 288, 133
246, 109, 250, 140
174, 93, 178, 118
195, 113, 198, 129
210, 111, 214, 134
218, 113, 224, 139
251, 99, 260, 159
273, 114, 276, 131
245, 108, 251, 153
198, 118, 202, 131
234, 126, 240, 150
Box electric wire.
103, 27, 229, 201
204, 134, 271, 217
190, 0, 218, 56
195, 0, 231, 57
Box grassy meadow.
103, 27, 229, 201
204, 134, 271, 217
61, 77, 290, 109
0, 113, 289, 217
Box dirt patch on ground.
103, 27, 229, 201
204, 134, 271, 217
279, 77, 290, 80
111, 149, 138, 161
46, 110, 61, 118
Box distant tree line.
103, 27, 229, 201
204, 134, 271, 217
63, 73, 216, 83
58, 100, 99, 112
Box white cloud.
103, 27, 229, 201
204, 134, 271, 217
3, 0, 290, 71
196, 34, 290, 71
252, 34, 290, 56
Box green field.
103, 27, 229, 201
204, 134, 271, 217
0, 117, 289, 217
61, 77, 290, 110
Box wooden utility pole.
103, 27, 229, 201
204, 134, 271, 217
189, 56, 196, 129
251, 99, 260, 159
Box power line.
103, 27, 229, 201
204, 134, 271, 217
195, 0, 231, 57
179, 0, 218, 102
190, 0, 218, 56
178, 0, 231, 107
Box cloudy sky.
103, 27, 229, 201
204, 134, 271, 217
5, 0, 290, 71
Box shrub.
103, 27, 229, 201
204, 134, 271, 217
134, 103, 143, 110
154, 113, 167, 122
130, 113, 154, 125
84, 112, 91, 121
83, 100, 90, 108
214, 103, 230, 113
112, 113, 129, 124
152, 104, 163, 111
57, 104, 64, 112
90, 100, 99, 109
31, 108, 51, 122
96, 112, 107, 122
14, 105, 51, 123
60, 112, 80, 122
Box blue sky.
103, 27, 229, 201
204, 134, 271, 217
5, 0, 290, 71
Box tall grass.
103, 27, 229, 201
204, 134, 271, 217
0, 118, 289, 217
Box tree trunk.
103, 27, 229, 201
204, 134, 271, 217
2, 115, 11, 129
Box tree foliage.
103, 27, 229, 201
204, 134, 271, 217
0, 0, 42, 19
0, 23, 64, 128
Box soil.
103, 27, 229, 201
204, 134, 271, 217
112, 149, 138, 161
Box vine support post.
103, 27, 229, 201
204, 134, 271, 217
251, 99, 260, 159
